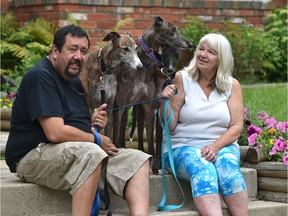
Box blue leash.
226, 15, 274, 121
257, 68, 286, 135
91, 125, 102, 216
106, 96, 165, 113
157, 91, 185, 211
91, 88, 112, 216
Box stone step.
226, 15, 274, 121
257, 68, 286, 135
111, 201, 288, 216
1, 130, 287, 215
1, 160, 271, 216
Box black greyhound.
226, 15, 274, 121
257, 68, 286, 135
112, 16, 192, 173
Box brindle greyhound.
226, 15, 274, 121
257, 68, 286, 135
112, 16, 192, 173
80, 32, 143, 136
129, 44, 183, 173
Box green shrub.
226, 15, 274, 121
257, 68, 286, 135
1, 12, 56, 91
180, 9, 287, 84
222, 21, 282, 84
180, 16, 215, 50
265, 7, 288, 82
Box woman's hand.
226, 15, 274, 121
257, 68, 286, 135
161, 84, 177, 99
201, 144, 220, 162
91, 103, 108, 129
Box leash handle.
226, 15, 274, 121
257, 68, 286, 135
100, 88, 105, 105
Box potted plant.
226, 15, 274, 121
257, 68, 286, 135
239, 107, 288, 165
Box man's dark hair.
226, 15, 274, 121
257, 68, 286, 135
53, 25, 90, 51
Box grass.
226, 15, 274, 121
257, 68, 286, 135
242, 83, 287, 122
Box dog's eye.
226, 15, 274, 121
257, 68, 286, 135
122, 47, 129, 52
171, 26, 177, 33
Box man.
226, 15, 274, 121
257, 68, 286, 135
5, 25, 151, 216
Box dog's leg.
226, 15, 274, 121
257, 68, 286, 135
137, 105, 145, 152
129, 105, 138, 141
119, 108, 128, 148
113, 109, 121, 148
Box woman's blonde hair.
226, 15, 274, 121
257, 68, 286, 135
184, 33, 234, 93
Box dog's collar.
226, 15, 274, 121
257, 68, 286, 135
138, 35, 163, 68
98, 48, 119, 74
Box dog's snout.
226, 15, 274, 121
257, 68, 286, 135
137, 64, 144, 70
168, 66, 174, 74
187, 41, 193, 48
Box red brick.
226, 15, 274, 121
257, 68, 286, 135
56, 4, 79, 12
95, 6, 115, 13
120, 22, 135, 29
21, 5, 44, 13
128, 29, 144, 38
135, 21, 152, 29
124, 14, 143, 21
80, 21, 98, 29
189, 8, 206, 15
246, 16, 262, 24
78, 5, 95, 12
205, 9, 218, 16
223, 9, 239, 16
17, 14, 30, 22
1, 0, 9, 12
170, 8, 187, 15
97, 21, 116, 29
5, 1, 288, 42
239, 10, 255, 16
206, 22, 224, 30
107, 14, 120, 21
206, 1, 217, 8
88, 13, 108, 21
40, 12, 61, 21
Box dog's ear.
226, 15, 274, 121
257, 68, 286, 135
153, 16, 163, 27
124, 32, 132, 37
103, 32, 120, 42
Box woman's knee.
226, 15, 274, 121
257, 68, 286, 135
215, 146, 246, 196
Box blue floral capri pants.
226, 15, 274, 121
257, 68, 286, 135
163, 145, 246, 198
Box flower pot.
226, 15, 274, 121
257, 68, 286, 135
1, 108, 12, 131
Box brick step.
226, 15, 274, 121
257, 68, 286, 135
2, 161, 273, 216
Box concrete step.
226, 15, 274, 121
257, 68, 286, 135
111, 201, 288, 216
3, 159, 285, 216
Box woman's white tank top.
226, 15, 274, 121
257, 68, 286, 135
163, 70, 238, 152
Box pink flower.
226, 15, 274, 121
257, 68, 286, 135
276, 122, 288, 133
274, 139, 287, 151
283, 154, 288, 166
248, 133, 258, 145
243, 107, 248, 119
242, 108, 288, 166
258, 111, 269, 119
269, 146, 277, 155
265, 117, 277, 129
247, 124, 262, 136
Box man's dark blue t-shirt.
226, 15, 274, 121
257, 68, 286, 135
5, 57, 91, 172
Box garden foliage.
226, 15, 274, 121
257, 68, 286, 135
1, 8, 287, 89
1, 12, 56, 92
181, 7, 287, 84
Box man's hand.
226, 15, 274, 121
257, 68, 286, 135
91, 127, 118, 156
91, 103, 108, 129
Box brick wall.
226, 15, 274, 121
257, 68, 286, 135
5, 0, 287, 50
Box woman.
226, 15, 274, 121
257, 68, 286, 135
160, 33, 248, 216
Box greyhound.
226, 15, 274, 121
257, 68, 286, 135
129, 44, 183, 174
80, 31, 143, 136
112, 16, 192, 173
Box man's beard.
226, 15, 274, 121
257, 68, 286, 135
65, 61, 83, 78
